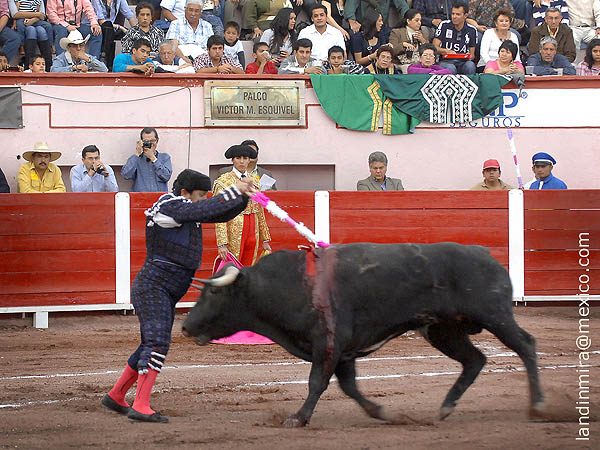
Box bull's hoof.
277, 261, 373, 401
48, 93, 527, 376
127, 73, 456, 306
365, 404, 391, 422
390, 413, 431, 426
529, 401, 545, 420
439, 405, 455, 421
283, 415, 307, 428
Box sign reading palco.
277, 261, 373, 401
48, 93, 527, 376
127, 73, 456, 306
204, 80, 305, 127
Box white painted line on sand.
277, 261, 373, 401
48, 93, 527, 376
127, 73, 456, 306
0, 361, 581, 410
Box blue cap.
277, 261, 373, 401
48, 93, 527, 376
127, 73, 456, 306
532, 152, 556, 166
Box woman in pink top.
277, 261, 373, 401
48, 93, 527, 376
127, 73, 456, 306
407, 43, 453, 74
484, 40, 524, 74
576, 39, 600, 76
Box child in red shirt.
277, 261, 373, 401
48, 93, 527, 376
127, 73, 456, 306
245, 42, 278, 74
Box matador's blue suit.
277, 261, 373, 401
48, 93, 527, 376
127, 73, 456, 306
102, 169, 248, 423
129, 187, 247, 372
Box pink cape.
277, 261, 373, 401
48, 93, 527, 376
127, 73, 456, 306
209, 252, 274, 344
211, 331, 274, 344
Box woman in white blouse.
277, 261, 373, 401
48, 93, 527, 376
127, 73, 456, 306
478, 7, 521, 70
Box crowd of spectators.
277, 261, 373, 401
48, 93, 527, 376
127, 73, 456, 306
1, 0, 599, 75
1, 130, 286, 194
0, 138, 568, 195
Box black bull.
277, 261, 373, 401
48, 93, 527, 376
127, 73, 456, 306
182, 242, 544, 427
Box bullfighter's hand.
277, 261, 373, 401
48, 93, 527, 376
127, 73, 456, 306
218, 245, 229, 260
234, 177, 257, 195
262, 242, 271, 253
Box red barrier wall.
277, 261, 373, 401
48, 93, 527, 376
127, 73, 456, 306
329, 191, 510, 269
524, 190, 600, 296
1, 190, 597, 309
128, 191, 316, 304
0, 193, 116, 307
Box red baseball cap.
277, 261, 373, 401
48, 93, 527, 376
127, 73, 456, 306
483, 159, 500, 170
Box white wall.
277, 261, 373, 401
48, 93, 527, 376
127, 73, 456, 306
1, 78, 598, 192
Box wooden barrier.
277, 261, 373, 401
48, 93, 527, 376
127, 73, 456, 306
0, 193, 116, 308
329, 191, 509, 268
524, 190, 600, 297
128, 191, 316, 305
1, 190, 598, 327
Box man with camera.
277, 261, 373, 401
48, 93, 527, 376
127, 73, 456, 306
122, 127, 173, 192
70, 145, 119, 192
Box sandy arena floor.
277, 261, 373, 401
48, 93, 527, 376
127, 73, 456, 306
0, 307, 598, 450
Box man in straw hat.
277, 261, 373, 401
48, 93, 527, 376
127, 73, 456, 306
50, 30, 108, 72
17, 142, 66, 193
102, 169, 256, 423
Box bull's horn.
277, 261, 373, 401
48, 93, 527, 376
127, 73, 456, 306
192, 277, 211, 284
200, 265, 240, 287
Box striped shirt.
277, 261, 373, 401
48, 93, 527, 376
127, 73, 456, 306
576, 61, 600, 76
165, 18, 213, 49
193, 53, 242, 71
18, 0, 41, 11
532, 0, 569, 27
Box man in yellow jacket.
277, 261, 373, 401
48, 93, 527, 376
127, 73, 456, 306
213, 144, 271, 266
18, 142, 66, 193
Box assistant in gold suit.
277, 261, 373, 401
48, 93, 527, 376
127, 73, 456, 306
214, 144, 272, 266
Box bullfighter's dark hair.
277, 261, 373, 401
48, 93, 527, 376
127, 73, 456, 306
172, 169, 211, 195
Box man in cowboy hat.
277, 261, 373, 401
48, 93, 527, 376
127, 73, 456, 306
17, 142, 66, 193
50, 30, 108, 72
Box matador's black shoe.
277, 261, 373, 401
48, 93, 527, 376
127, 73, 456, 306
127, 407, 169, 423
101, 394, 130, 415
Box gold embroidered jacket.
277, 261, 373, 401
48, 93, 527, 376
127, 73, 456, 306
213, 171, 271, 264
